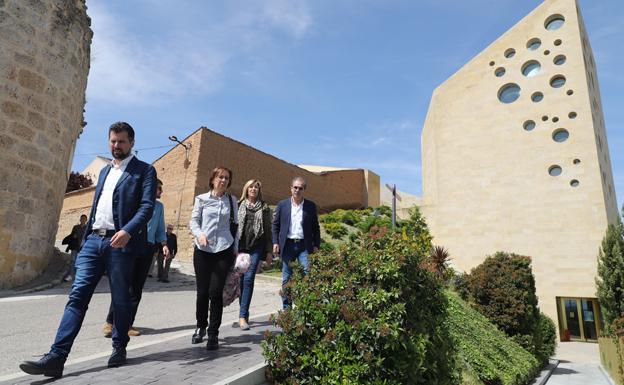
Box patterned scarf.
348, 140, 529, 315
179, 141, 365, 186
237, 199, 265, 245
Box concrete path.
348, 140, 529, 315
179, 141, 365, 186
546, 341, 613, 385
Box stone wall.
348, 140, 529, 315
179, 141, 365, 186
0, 0, 92, 288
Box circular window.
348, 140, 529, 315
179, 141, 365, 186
531, 92, 544, 102
552, 117, 559, 122
495, 67, 506, 77
489, 61, 495, 66
570, 179, 580, 187
549, 165, 562, 176
573, 158, 581, 164
554, 39, 562, 46
554, 55, 566, 65
504, 48, 516, 58
567, 89, 574, 96
522, 60, 541, 77
524, 120, 536, 131
498, 84, 521, 103
569, 111, 577, 119
544, 50, 551, 55
545, 15, 565, 31
552, 128, 569, 142
527, 38, 541, 51
550, 75, 566, 88
542, 115, 549, 121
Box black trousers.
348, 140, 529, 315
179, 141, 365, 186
106, 244, 157, 326
193, 246, 234, 334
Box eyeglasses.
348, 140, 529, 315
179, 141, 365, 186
291, 186, 304, 191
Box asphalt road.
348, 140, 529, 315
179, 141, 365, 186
0, 269, 282, 379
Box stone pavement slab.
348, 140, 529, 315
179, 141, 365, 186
4, 314, 278, 385
545, 342, 612, 385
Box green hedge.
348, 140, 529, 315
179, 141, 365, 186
263, 230, 460, 385
446, 292, 540, 385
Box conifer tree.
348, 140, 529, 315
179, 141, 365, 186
596, 215, 624, 330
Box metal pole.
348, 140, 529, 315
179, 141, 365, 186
392, 184, 396, 228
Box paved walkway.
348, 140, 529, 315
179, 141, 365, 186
546, 341, 613, 385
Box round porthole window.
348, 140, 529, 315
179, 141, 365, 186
544, 50, 551, 55
495, 67, 506, 77
541, 116, 549, 121
523, 120, 536, 131
573, 158, 581, 164
568, 111, 577, 119
550, 75, 566, 88
527, 38, 541, 51
531, 92, 544, 102
554, 55, 566, 65
545, 15, 565, 31
554, 39, 562, 46
498, 84, 521, 103
504, 48, 516, 58
549, 165, 562, 176
570, 179, 580, 187
567, 89, 574, 95
489, 61, 495, 66
522, 60, 541, 77
552, 128, 569, 142
552, 117, 559, 122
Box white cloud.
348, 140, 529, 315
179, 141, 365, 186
85, 1, 313, 106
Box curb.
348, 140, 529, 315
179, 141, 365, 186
531, 359, 559, 385
599, 364, 617, 385
212, 363, 268, 385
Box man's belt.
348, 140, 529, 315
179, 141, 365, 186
92, 229, 116, 237
287, 238, 304, 243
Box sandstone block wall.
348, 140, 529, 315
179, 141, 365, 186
0, 0, 92, 288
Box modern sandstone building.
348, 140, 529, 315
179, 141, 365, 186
418, 0, 618, 341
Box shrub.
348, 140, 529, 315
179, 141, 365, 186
596, 222, 624, 331
341, 210, 359, 226
533, 313, 557, 365
357, 214, 392, 233
446, 292, 540, 385
398, 206, 433, 256
262, 229, 460, 385
66, 171, 93, 192
319, 238, 336, 253
323, 222, 348, 240
467, 252, 539, 340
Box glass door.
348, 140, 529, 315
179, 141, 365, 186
581, 299, 598, 341
558, 297, 602, 342
564, 299, 581, 339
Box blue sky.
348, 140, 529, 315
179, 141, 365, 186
76, 0, 623, 210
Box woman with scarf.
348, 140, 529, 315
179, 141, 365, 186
237, 179, 273, 330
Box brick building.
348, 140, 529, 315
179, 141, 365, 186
58, 127, 380, 261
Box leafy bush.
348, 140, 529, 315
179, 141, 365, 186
341, 210, 359, 226
66, 171, 93, 192
446, 292, 540, 385
319, 238, 336, 253
467, 252, 539, 340
596, 222, 624, 331
533, 313, 557, 365
323, 222, 348, 240
263, 229, 460, 385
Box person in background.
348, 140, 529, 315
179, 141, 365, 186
19, 122, 156, 377
158, 224, 177, 282
272, 176, 320, 309
103, 179, 169, 337
64, 214, 88, 282
237, 179, 273, 330
189, 166, 238, 350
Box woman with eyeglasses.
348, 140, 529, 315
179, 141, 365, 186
189, 166, 238, 350
236, 179, 273, 330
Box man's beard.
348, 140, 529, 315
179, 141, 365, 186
112, 149, 130, 160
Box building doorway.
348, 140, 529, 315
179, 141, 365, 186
556, 297, 602, 342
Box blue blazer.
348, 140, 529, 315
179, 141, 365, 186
272, 198, 320, 254
85, 157, 157, 254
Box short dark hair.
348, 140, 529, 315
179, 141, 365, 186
108, 122, 135, 141
210, 166, 233, 189
157, 178, 163, 186
80, 214, 87, 219
291, 176, 307, 189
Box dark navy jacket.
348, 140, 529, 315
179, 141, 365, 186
272, 198, 320, 254
85, 156, 157, 254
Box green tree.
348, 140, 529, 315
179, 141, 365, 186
596, 221, 624, 330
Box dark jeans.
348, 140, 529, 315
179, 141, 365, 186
281, 239, 310, 309
51, 234, 134, 358
238, 244, 263, 319
193, 246, 234, 334
157, 251, 172, 281
106, 244, 157, 327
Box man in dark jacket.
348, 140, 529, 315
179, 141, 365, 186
64, 214, 88, 281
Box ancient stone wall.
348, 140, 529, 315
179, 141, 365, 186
0, 0, 92, 288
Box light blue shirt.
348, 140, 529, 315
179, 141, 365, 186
190, 191, 238, 253
147, 200, 166, 245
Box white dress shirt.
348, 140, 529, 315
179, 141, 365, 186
92, 155, 134, 230
287, 199, 304, 239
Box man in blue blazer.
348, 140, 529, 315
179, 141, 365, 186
20, 122, 157, 378
272, 176, 320, 309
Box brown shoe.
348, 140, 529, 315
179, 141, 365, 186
102, 322, 113, 338
128, 326, 141, 337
